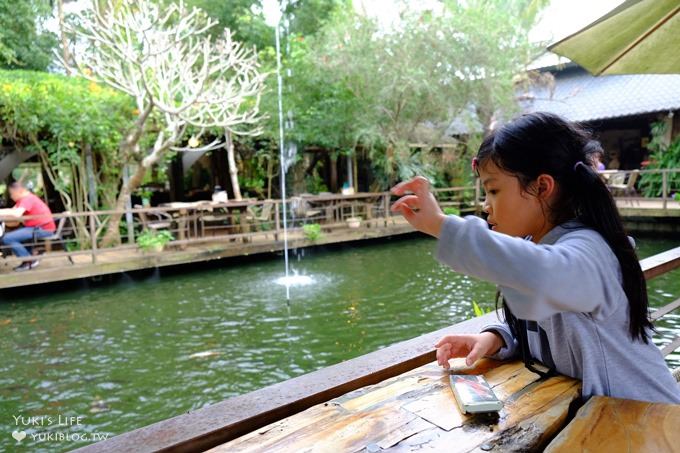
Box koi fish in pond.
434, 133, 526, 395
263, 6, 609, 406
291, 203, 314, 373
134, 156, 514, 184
188, 351, 222, 359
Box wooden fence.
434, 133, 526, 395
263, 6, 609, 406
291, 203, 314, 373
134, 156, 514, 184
0, 187, 480, 266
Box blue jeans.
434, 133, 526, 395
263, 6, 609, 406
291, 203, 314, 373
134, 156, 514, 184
1, 227, 52, 258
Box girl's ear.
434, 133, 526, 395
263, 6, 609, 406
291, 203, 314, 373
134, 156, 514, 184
535, 174, 556, 200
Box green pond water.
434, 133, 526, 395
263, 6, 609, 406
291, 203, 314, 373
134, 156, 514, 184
1, 234, 679, 452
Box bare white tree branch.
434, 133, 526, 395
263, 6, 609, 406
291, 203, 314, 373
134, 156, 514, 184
59, 0, 266, 167
57, 0, 267, 243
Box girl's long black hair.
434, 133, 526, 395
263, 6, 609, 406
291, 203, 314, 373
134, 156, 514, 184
477, 112, 652, 343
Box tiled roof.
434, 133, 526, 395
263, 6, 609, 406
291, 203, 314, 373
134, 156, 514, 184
520, 65, 680, 122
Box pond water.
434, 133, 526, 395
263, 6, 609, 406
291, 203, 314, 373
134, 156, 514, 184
1, 234, 678, 451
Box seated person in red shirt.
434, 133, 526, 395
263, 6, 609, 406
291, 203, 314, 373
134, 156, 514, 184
0, 181, 56, 271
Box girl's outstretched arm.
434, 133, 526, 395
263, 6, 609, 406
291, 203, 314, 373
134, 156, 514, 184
435, 214, 612, 320
391, 177, 618, 321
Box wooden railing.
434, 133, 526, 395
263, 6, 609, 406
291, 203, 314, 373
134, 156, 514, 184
0, 188, 480, 266
600, 167, 680, 209
1, 167, 678, 267
72, 245, 680, 453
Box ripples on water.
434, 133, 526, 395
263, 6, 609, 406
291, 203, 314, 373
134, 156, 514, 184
0, 236, 678, 451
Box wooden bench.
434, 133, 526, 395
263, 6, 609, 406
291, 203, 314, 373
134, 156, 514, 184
545, 395, 680, 452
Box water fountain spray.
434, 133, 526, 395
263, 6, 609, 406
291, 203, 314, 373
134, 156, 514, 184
275, 3, 291, 301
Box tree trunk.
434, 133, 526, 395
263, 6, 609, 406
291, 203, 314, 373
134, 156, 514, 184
330, 152, 338, 193
84, 143, 98, 209
169, 155, 184, 202
353, 151, 359, 192
100, 163, 147, 247
57, 0, 73, 74
266, 153, 274, 199
225, 131, 242, 200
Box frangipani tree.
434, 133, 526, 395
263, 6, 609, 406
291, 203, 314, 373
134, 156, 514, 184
62, 0, 266, 246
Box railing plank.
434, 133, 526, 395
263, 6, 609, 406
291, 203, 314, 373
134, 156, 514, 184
651, 297, 680, 322
661, 336, 680, 357
641, 246, 680, 280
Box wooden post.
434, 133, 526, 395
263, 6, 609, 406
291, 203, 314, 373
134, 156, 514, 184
347, 154, 353, 190
122, 165, 135, 244
275, 202, 280, 241
662, 170, 668, 211
383, 193, 390, 226
353, 152, 359, 192
330, 153, 338, 193
89, 212, 97, 264
325, 204, 333, 225
176, 208, 188, 250
193, 208, 198, 238
240, 207, 251, 243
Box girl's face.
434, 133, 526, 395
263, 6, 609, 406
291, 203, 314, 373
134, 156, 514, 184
478, 160, 555, 243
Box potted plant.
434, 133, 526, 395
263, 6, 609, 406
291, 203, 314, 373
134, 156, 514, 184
303, 223, 322, 241
136, 230, 174, 253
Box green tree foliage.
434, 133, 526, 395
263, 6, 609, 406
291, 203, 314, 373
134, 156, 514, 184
639, 121, 680, 197
283, 0, 347, 39
0, 0, 57, 71
275, 0, 547, 188
178, 0, 346, 53
0, 70, 135, 240
171, 0, 272, 51
0, 0, 549, 213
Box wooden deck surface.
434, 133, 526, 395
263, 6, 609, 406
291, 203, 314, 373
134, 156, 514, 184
211, 358, 581, 452
616, 198, 680, 217
545, 395, 680, 452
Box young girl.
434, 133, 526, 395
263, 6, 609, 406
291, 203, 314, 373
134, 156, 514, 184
391, 112, 680, 404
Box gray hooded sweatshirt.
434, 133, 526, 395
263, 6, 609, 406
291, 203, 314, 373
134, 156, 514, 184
436, 214, 680, 404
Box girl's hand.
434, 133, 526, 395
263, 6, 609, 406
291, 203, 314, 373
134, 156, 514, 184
390, 176, 447, 238
434, 332, 504, 368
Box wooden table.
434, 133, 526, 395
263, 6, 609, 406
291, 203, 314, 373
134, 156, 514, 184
301, 193, 384, 224
545, 395, 680, 452
159, 201, 206, 248
210, 358, 581, 452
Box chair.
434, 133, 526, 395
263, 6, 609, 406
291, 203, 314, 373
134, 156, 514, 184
609, 170, 639, 197
607, 172, 626, 186
32, 213, 74, 264
134, 205, 174, 232
199, 206, 233, 237
246, 200, 276, 238
246, 200, 275, 224
290, 197, 322, 222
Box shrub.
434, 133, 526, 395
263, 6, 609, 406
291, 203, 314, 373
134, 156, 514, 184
303, 223, 322, 241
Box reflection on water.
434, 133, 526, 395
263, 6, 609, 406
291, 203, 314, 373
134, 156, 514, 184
0, 235, 678, 451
